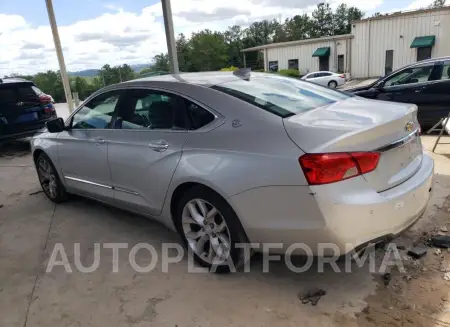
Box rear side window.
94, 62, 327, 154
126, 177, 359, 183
17, 86, 38, 101
118, 89, 214, 130
0, 87, 16, 104
187, 103, 214, 129
212, 75, 351, 118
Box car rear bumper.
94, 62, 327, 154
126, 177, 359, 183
228, 152, 434, 255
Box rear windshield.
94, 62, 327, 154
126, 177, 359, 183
211, 75, 351, 118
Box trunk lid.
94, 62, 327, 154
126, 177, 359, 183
284, 96, 422, 192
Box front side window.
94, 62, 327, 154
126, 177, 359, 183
212, 74, 351, 118
72, 92, 121, 129
438, 60, 450, 80
384, 64, 434, 87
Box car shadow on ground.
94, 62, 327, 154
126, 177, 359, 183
49, 195, 379, 311
0, 139, 31, 158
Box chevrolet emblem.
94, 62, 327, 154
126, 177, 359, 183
405, 121, 414, 132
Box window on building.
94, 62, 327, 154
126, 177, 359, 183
268, 61, 278, 72
288, 59, 299, 70
385, 50, 394, 76
338, 55, 345, 73
417, 47, 432, 62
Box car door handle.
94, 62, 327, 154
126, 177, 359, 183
91, 137, 106, 145
415, 87, 427, 93
148, 140, 169, 152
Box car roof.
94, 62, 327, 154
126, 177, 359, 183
409, 56, 450, 67
123, 71, 268, 87
0, 78, 34, 86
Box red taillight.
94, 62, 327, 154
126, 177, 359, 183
339, 74, 346, 79
39, 94, 52, 104
299, 152, 380, 185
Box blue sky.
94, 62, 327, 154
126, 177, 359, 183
0, 0, 160, 26
1, 0, 417, 26
0, 0, 436, 74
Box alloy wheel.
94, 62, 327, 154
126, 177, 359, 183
182, 199, 231, 264
37, 157, 58, 199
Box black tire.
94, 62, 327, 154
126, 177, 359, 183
328, 80, 338, 89
174, 186, 248, 273
35, 152, 68, 203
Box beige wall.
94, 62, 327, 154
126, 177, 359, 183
351, 7, 450, 78
266, 39, 349, 74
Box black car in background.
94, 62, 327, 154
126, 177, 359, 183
0, 78, 57, 141
347, 57, 450, 129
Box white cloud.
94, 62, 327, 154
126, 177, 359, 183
0, 0, 387, 75
406, 0, 434, 10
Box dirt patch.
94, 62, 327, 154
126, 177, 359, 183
357, 197, 450, 327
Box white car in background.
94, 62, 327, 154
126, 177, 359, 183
301, 71, 346, 88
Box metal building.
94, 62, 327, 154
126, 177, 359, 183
351, 6, 450, 78
241, 34, 353, 75
241, 6, 450, 79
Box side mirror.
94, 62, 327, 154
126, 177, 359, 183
46, 117, 65, 133
375, 81, 385, 89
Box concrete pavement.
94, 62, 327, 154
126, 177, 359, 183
1, 137, 450, 327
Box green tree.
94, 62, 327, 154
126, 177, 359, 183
429, 0, 446, 7
152, 53, 170, 72
176, 33, 192, 72
312, 3, 334, 37
189, 30, 228, 71
333, 4, 349, 35
284, 14, 314, 40
117, 64, 136, 81
224, 25, 244, 67
346, 7, 364, 33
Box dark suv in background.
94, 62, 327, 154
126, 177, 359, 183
0, 78, 56, 141
347, 57, 450, 129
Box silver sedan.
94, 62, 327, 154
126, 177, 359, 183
31, 71, 434, 271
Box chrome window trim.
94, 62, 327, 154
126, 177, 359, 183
375, 129, 420, 152
64, 176, 112, 189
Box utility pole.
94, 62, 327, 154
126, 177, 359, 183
161, 0, 179, 74
45, 0, 74, 112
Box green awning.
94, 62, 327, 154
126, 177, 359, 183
410, 36, 435, 48
312, 47, 331, 57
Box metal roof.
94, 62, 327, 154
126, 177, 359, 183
353, 5, 450, 23
241, 34, 353, 52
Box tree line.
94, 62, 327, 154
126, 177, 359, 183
6, 0, 447, 102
